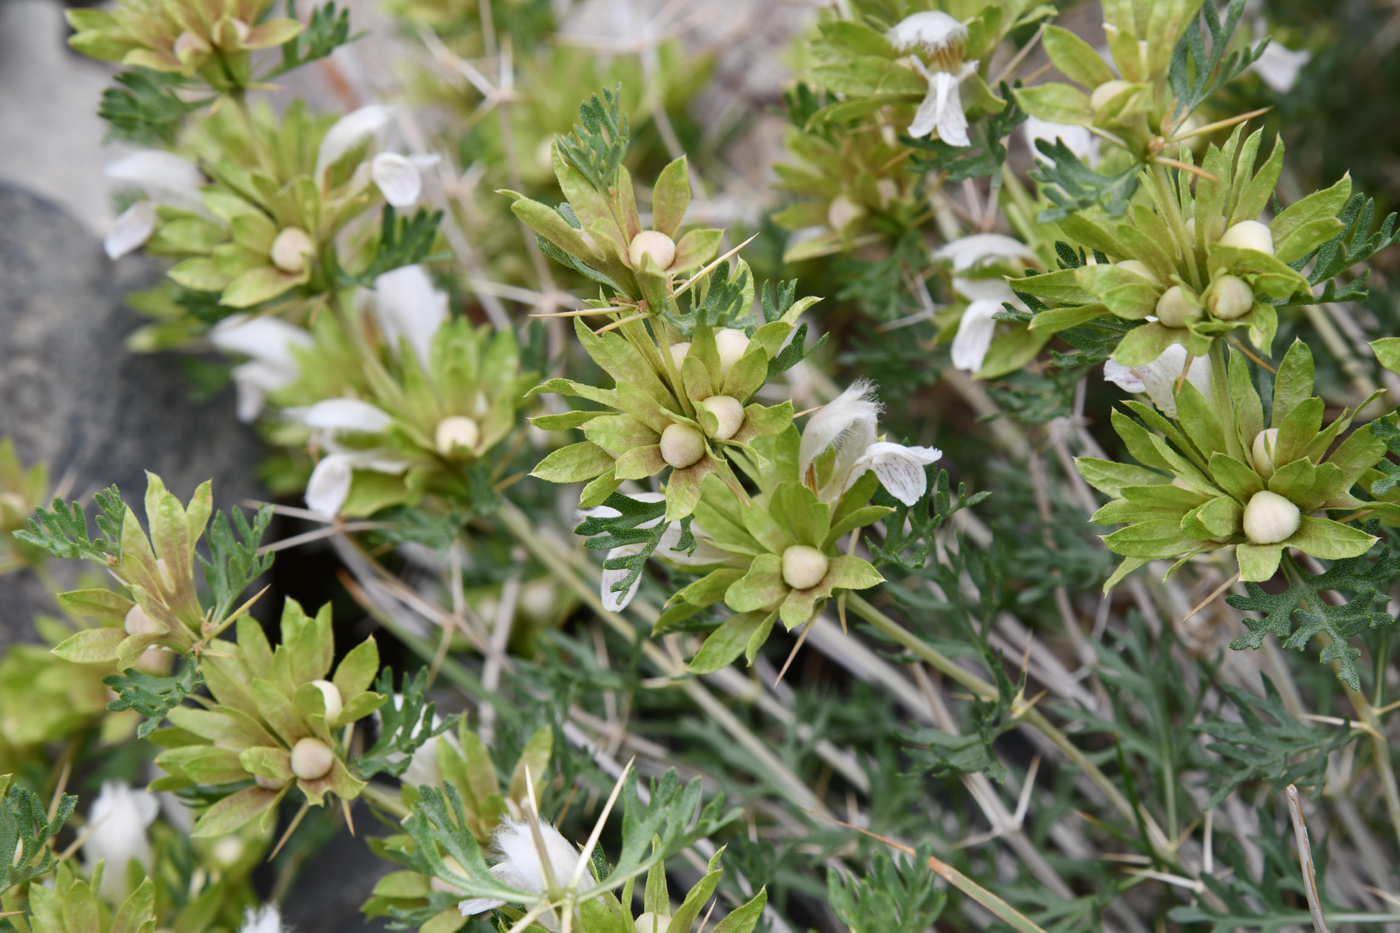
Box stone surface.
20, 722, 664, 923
0, 182, 264, 648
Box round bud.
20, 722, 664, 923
212, 837, 244, 868
1243, 491, 1301, 545
124, 605, 163, 637
659, 423, 706, 469
1252, 428, 1280, 479
230, 18, 251, 42
1155, 285, 1200, 329
635, 914, 670, 933
669, 341, 690, 372
290, 737, 335, 781
628, 231, 676, 271
1117, 260, 1157, 284
1205, 274, 1254, 321
270, 227, 315, 274
781, 545, 830, 591
435, 416, 481, 456
254, 773, 287, 791
1220, 219, 1275, 256
826, 194, 865, 231
1090, 80, 1132, 111
311, 679, 343, 723
700, 395, 745, 441
714, 328, 749, 380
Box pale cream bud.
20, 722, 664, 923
1220, 220, 1274, 256
1117, 260, 1157, 283
212, 837, 244, 867
1252, 428, 1280, 478
635, 913, 670, 933
435, 416, 480, 456
714, 328, 749, 380
628, 231, 676, 271
669, 342, 690, 372
781, 545, 830, 591
1090, 80, 1132, 111
659, 423, 706, 469
1205, 274, 1254, 320
311, 679, 343, 723
700, 395, 745, 441
827, 194, 865, 231
254, 774, 288, 790
124, 605, 163, 637
270, 227, 316, 274
1155, 285, 1200, 329
1243, 490, 1300, 544
173, 31, 210, 59
290, 737, 335, 781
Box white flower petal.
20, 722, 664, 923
1109, 343, 1213, 418
1249, 42, 1310, 94
373, 264, 448, 368
240, 905, 283, 933
302, 398, 394, 434
932, 71, 971, 147
316, 105, 393, 181
105, 151, 204, 210
104, 201, 158, 259
83, 782, 159, 902
371, 152, 424, 208
306, 453, 357, 517
799, 379, 881, 484
886, 11, 967, 53
950, 300, 1002, 372
934, 233, 1037, 272
1103, 359, 1145, 394
458, 897, 508, 917
601, 543, 647, 612
229, 360, 294, 422
489, 817, 591, 903
1024, 117, 1099, 168
210, 314, 314, 368
851, 442, 942, 506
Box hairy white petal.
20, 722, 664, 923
886, 10, 967, 53
105, 151, 204, 210
1102, 359, 1145, 394
950, 300, 1002, 373
474, 817, 593, 929
302, 398, 394, 434
1249, 42, 1310, 94
799, 379, 881, 483
371, 152, 423, 207
305, 453, 355, 516
1108, 343, 1212, 418
1023, 117, 1100, 168
239, 904, 283, 933
316, 105, 392, 181
373, 265, 449, 368
83, 782, 159, 902
934, 233, 1036, 272
209, 313, 314, 368
104, 201, 158, 259
458, 896, 507, 917
229, 360, 292, 422
850, 442, 943, 506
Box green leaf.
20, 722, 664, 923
533, 441, 615, 483
1042, 26, 1116, 87
99, 68, 207, 145
340, 206, 446, 287
199, 503, 274, 627
268, 1, 360, 78
1031, 140, 1142, 222
556, 85, 629, 192
1, 780, 77, 893
104, 662, 205, 739
13, 485, 126, 564
354, 668, 455, 780
689, 612, 768, 674
1167, 0, 1266, 120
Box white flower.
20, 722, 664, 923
1103, 343, 1213, 419
458, 817, 596, 932
240, 904, 283, 933
948, 277, 1028, 374
382, 693, 463, 788
315, 105, 439, 209
82, 782, 159, 902
886, 11, 967, 63
209, 314, 315, 422
103, 151, 205, 259
934, 234, 1038, 273
297, 398, 408, 516
583, 493, 728, 612
1248, 41, 1310, 94
800, 380, 941, 506
907, 58, 978, 147
1023, 117, 1100, 168
373, 265, 449, 369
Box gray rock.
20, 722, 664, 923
0, 182, 264, 648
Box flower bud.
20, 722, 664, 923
435, 416, 480, 456
714, 328, 749, 380
311, 679, 343, 723
254, 773, 288, 791
826, 194, 865, 231
1090, 80, 1132, 111
1252, 428, 1280, 478
635, 914, 670, 933
1155, 285, 1200, 329
781, 545, 830, 591
173, 31, 210, 60
1205, 274, 1253, 320
212, 837, 244, 868
1185, 216, 1224, 244
230, 18, 251, 43
1220, 219, 1274, 256
270, 227, 315, 274
124, 605, 163, 637
1243, 490, 1301, 545
669, 342, 690, 372
628, 231, 676, 271
700, 395, 745, 441
1117, 260, 1157, 284
290, 737, 335, 781
659, 423, 706, 469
